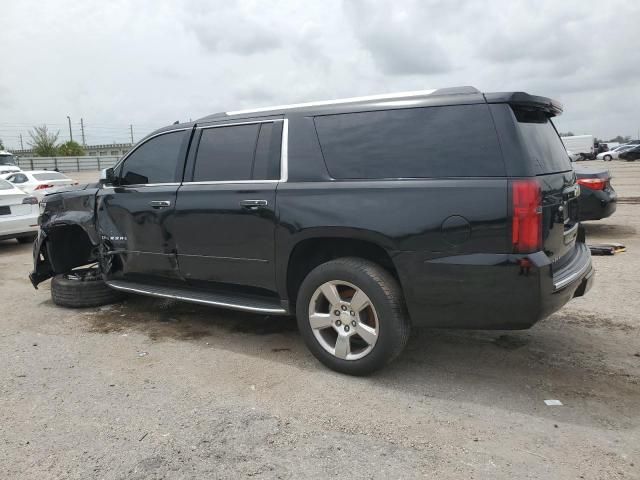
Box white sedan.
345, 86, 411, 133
596, 145, 635, 161
0, 178, 39, 243
2, 170, 77, 199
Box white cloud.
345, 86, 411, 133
0, 0, 638, 149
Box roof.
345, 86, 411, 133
195, 86, 562, 123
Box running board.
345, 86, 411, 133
106, 280, 288, 315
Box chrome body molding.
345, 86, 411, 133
105, 281, 287, 314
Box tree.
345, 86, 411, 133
0, 138, 4, 150
28, 125, 59, 156
57, 140, 85, 156
608, 135, 631, 143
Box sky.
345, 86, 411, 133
1, 0, 639, 150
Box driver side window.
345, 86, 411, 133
119, 130, 186, 185
9, 173, 28, 184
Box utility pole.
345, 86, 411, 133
66, 116, 73, 142
129, 124, 134, 144
19, 134, 24, 150
80, 118, 86, 146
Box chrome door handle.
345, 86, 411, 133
150, 200, 171, 208
240, 199, 268, 210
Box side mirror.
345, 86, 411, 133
100, 167, 117, 185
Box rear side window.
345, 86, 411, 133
120, 130, 185, 185
192, 122, 281, 181
314, 105, 504, 179
513, 108, 572, 174
33, 172, 67, 181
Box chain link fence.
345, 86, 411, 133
16, 156, 120, 173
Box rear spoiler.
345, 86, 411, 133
484, 92, 563, 117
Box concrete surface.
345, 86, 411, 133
1, 161, 639, 479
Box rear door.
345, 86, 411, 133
511, 107, 579, 263
172, 119, 283, 292
96, 128, 191, 281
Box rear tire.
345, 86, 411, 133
296, 257, 410, 376
51, 267, 124, 308
17, 234, 37, 244
604, 155, 612, 161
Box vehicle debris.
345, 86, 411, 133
588, 243, 626, 255
544, 400, 563, 406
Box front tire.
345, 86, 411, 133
604, 155, 612, 161
296, 257, 410, 375
51, 267, 124, 308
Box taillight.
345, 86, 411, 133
21, 196, 39, 205
577, 177, 607, 190
512, 179, 542, 254
34, 184, 54, 190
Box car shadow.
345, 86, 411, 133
77, 295, 640, 430
582, 222, 637, 238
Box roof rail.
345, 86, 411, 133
225, 89, 447, 116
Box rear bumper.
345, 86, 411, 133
395, 242, 594, 330
578, 188, 617, 221
0, 211, 39, 241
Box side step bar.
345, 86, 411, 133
106, 280, 288, 315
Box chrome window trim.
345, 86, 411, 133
225, 89, 437, 115
197, 119, 283, 130
186, 117, 289, 184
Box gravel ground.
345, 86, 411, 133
1, 160, 639, 479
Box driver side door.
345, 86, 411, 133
96, 128, 192, 283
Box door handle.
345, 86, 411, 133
240, 199, 268, 210
150, 200, 171, 208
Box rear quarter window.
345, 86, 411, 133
313, 104, 504, 179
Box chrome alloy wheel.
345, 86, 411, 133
308, 280, 379, 361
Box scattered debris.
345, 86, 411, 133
272, 347, 291, 352
16, 374, 27, 378
544, 399, 563, 406
138, 432, 148, 442
137, 352, 148, 357
250, 385, 256, 391
588, 243, 626, 255
32, 343, 38, 347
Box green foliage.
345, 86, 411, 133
57, 140, 85, 156
28, 125, 59, 156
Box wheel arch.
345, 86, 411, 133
281, 229, 400, 312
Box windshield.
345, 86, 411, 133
0, 154, 17, 166
513, 108, 572, 175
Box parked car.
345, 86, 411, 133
0, 151, 21, 175
619, 145, 640, 161
574, 165, 617, 220
561, 135, 594, 160
596, 144, 635, 161
566, 149, 581, 162
0, 178, 39, 243
30, 87, 594, 375
3, 170, 76, 199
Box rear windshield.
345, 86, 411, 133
0, 179, 14, 190
513, 108, 572, 174
33, 172, 68, 181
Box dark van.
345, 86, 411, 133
31, 86, 593, 375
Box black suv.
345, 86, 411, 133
30, 87, 594, 375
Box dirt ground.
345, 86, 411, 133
1, 161, 639, 479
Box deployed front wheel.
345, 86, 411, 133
51, 267, 124, 308
296, 257, 410, 375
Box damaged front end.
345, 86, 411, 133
30, 185, 101, 288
